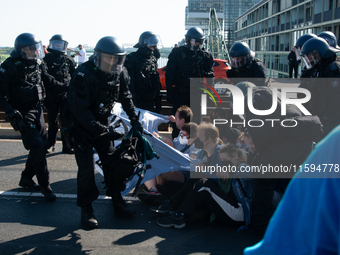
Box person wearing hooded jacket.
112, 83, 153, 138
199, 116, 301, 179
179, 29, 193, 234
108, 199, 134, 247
44, 34, 76, 154
124, 31, 162, 113
242, 86, 323, 236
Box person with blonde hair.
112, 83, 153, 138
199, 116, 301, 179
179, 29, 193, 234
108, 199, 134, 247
154, 127, 252, 229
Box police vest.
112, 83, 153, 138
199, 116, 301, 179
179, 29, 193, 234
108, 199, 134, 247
44, 53, 72, 83
5, 58, 44, 106
87, 63, 120, 119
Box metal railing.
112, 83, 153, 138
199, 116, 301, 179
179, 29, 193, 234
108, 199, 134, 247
0, 49, 296, 78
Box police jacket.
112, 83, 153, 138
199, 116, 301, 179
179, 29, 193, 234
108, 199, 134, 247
67, 61, 137, 137
165, 45, 214, 95
0, 55, 65, 114
226, 58, 267, 86
44, 49, 76, 97
124, 47, 161, 102
308, 55, 340, 134
244, 87, 323, 169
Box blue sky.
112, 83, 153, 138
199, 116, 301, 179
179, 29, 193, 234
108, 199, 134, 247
0, 0, 187, 48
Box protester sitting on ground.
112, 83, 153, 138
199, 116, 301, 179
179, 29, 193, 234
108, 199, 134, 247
220, 127, 241, 146
137, 106, 192, 202
141, 122, 203, 203
244, 125, 340, 255
153, 105, 192, 150
150, 123, 223, 216
154, 143, 252, 229
244, 86, 324, 236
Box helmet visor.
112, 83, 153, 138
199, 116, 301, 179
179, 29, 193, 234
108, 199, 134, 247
49, 40, 68, 52
144, 35, 163, 49
94, 52, 126, 74
230, 54, 250, 68
301, 50, 319, 70
294, 47, 302, 60
188, 38, 204, 51
20, 42, 45, 59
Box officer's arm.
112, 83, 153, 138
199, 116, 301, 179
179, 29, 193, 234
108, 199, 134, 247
40, 62, 65, 92
123, 55, 136, 104
0, 61, 15, 113
203, 53, 215, 86
252, 62, 266, 78
165, 50, 177, 93
118, 68, 138, 120
68, 71, 107, 136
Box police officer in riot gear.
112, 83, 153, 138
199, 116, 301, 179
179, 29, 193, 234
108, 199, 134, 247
67, 36, 143, 229
166, 26, 214, 138
300, 37, 340, 135
0, 33, 65, 201
124, 31, 162, 113
226, 42, 267, 86
318, 31, 340, 50
44, 34, 76, 154
295, 33, 318, 111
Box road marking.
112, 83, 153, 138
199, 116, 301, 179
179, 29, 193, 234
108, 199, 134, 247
0, 191, 139, 201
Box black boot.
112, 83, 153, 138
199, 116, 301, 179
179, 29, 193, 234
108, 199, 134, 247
81, 204, 98, 229
19, 176, 40, 192
112, 194, 136, 216
41, 186, 57, 201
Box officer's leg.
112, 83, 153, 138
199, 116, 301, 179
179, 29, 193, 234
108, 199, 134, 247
20, 120, 55, 201
73, 128, 99, 229
59, 99, 74, 154
94, 138, 136, 216
73, 129, 99, 207
46, 96, 60, 150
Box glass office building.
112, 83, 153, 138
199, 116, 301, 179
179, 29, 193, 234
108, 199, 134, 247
234, 0, 340, 77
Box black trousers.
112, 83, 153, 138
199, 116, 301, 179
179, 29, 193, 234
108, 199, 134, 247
73, 125, 127, 207
19, 104, 50, 188
177, 178, 242, 224
289, 64, 298, 78
46, 94, 68, 149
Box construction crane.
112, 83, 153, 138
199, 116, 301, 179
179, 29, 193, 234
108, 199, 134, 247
206, 8, 229, 61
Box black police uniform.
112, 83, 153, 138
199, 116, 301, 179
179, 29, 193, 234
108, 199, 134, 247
308, 55, 340, 134
67, 60, 138, 208
44, 49, 76, 151
226, 58, 267, 86
166, 45, 214, 137
0, 56, 64, 190
124, 47, 161, 113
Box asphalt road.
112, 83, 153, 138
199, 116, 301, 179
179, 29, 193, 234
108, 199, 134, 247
0, 139, 262, 255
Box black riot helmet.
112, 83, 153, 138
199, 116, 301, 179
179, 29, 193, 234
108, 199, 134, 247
134, 31, 163, 49
229, 42, 252, 68
294, 33, 317, 60
301, 37, 340, 69
48, 34, 68, 52
93, 36, 127, 74
13, 33, 45, 59
185, 27, 205, 51
318, 31, 340, 49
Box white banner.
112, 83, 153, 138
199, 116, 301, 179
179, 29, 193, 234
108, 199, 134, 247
94, 104, 191, 196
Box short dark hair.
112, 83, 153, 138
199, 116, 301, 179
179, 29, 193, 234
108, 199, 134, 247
182, 122, 198, 138
177, 105, 193, 123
